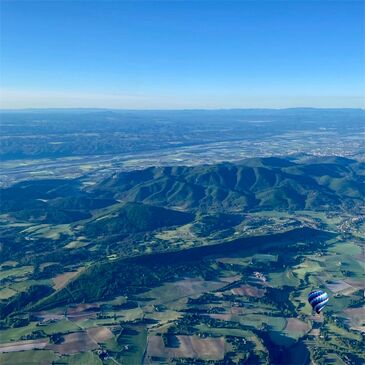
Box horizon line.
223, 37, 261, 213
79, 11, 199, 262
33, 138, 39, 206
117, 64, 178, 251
1, 106, 364, 112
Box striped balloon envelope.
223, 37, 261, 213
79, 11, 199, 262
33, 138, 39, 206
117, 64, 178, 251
308, 290, 329, 314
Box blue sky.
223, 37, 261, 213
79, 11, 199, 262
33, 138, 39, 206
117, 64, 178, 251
1, 0, 364, 108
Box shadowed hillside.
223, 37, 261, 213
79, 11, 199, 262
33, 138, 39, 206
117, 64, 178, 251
83, 202, 194, 237
33, 227, 333, 310
91, 157, 364, 213
1, 157, 362, 226
0, 180, 116, 224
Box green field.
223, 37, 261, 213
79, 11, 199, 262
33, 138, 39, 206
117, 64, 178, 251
0, 350, 57, 365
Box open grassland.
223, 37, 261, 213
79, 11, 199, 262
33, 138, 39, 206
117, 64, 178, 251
195, 325, 251, 337
0, 323, 39, 343
0, 261, 18, 268
64, 240, 90, 249
0, 265, 33, 281
139, 278, 224, 305
293, 259, 323, 280
40, 319, 80, 335
269, 269, 300, 287
0, 350, 57, 365
59, 351, 102, 365
238, 315, 287, 332
86, 326, 114, 343
53, 268, 84, 290
20, 224, 73, 240
0, 339, 48, 353
9, 278, 52, 293
116, 325, 147, 364
0, 287, 17, 300
329, 241, 362, 256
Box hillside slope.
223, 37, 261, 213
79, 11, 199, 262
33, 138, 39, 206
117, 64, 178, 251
83, 202, 194, 237
91, 157, 364, 213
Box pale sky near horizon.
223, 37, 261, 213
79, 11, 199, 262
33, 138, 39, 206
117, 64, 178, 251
1, 0, 364, 109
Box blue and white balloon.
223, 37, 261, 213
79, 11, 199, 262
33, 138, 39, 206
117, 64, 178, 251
308, 290, 329, 314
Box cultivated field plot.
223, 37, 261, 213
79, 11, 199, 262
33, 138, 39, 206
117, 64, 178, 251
284, 318, 311, 339
86, 326, 113, 343
230, 284, 266, 297
139, 278, 224, 305
46, 331, 97, 355
53, 268, 84, 290
147, 335, 226, 360
342, 307, 365, 332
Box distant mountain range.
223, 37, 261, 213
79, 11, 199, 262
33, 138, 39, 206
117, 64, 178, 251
1, 107, 364, 112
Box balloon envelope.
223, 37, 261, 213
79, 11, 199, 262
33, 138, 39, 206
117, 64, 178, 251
308, 290, 329, 314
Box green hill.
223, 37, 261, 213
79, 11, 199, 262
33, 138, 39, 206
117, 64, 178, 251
92, 157, 364, 213
0, 180, 115, 224
192, 213, 243, 237
34, 227, 332, 309
1, 157, 362, 226
11, 207, 91, 224
83, 202, 194, 237
48, 196, 116, 210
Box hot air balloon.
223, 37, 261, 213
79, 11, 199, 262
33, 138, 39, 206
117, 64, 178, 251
308, 290, 329, 314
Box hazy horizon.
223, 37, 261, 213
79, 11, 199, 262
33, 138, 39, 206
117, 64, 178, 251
1, 106, 364, 112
